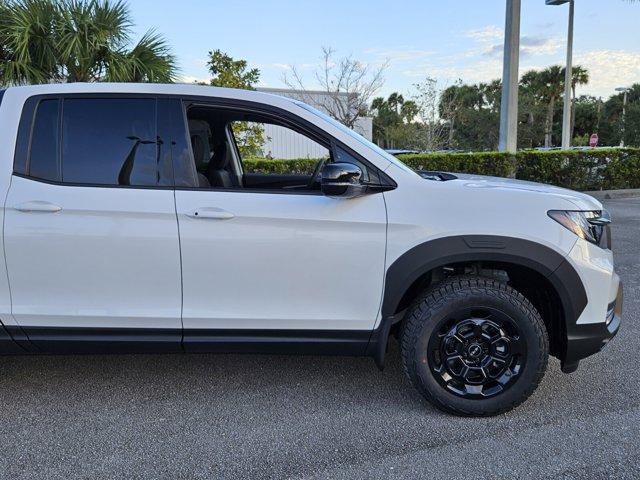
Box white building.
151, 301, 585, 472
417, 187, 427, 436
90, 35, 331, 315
256, 87, 373, 159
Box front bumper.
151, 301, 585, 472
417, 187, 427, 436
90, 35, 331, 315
561, 280, 623, 373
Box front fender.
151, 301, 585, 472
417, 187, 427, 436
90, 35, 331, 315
369, 235, 587, 369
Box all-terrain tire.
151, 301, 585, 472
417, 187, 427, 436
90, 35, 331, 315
401, 275, 549, 416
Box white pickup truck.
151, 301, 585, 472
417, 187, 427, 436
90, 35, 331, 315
0, 83, 622, 416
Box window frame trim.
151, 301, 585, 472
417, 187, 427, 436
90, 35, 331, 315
24, 97, 62, 182
179, 98, 395, 195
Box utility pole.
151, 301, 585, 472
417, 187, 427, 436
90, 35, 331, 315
498, 0, 521, 153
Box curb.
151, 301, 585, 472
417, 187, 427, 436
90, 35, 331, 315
583, 189, 640, 200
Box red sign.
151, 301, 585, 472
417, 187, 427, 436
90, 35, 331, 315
590, 133, 599, 148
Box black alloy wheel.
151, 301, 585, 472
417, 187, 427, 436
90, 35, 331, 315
401, 275, 548, 416
429, 311, 526, 399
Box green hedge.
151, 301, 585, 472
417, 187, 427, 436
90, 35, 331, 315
244, 157, 319, 175
400, 148, 640, 191
397, 151, 516, 179
242, 149, 640, 191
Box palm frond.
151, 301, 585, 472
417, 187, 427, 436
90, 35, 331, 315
1, 0, 177, 85
0, 0, 59, 84
107, 29, 177, 82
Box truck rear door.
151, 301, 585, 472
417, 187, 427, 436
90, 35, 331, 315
3, 95, 183, 351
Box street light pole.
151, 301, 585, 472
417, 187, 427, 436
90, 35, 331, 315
616, 87, 630, 148
547, 0, 575, 149
498, 0, 521, 153
561, 0, 574, 149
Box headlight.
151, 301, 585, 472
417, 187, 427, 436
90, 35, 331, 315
547, 210, 611, 248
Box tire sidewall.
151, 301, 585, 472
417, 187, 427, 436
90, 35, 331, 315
411, 288, 546, 415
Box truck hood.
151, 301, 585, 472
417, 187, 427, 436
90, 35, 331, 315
448, 173, 602, 211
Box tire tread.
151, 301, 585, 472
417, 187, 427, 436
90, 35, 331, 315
400, 275, 548, 416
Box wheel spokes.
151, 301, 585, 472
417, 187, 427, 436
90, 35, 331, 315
430, 313, 526, 399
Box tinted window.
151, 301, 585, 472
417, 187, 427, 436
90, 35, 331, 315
62, 98, 165, 186
158, 99, 198, 187
29, 99, 60, 181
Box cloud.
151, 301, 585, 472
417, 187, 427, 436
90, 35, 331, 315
483, 35, 562, 58
400, 48, 640, 100
465, 25, 561, 59
402, 57, 504, 84
465, 25, 503, 42
574, 49, 640, 97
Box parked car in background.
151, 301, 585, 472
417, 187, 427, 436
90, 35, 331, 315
385, 149, 421, 156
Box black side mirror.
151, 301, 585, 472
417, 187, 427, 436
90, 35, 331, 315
321, 162, 366, 199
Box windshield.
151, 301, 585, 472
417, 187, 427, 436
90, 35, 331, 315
295, 101, 418, 175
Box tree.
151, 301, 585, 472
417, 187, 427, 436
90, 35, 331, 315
521, 66, 565, 147
571, 95, 601, 145
205, 49, 264, 156
598, 83, 640, 147
0, 0, 176, 85
284, 46, 387, 129
438, 80, 501, 151
206, 49, 260, 89
370, 93, 419, 149
413, 77, 465, 151
0, 0, 58, 84
564, 65, 589, 139
517, 88, 546, 149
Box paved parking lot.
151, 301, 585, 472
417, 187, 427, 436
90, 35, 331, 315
0, 198, 638, 480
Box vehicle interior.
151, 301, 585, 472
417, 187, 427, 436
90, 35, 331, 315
186, 105, 333, 192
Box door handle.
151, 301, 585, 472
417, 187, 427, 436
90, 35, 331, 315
187, 207, 235, 220
14, 201, 62, 213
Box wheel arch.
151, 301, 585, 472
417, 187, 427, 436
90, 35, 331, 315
370, 235, 587, 368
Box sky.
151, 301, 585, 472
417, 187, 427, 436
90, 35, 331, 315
128, 0, 639, 100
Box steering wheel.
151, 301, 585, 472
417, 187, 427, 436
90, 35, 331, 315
307, 158, 327, 189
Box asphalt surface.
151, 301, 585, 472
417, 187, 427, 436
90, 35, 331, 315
0, 198, 638, 479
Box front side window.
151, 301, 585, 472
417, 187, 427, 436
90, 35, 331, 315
296, 101, 418, 176
185, 105, 332, 192
232, 120, 330, 178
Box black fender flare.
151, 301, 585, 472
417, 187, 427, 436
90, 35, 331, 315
368, 235, 587, 369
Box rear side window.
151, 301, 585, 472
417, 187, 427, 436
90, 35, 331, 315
29, 99, 60, 182
16, 97, 174, 187
62, 98, 166, 186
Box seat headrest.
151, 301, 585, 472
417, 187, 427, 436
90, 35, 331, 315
188, 120, 212, 169
209, 141, 228, 170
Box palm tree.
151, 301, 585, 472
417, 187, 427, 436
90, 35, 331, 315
0, 0, 59, 84
565, 65, 590, 140
521, 66, 565, 147
0, 0, 177, 86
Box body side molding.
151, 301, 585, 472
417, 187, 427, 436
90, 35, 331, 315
0, 327, 371, 356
